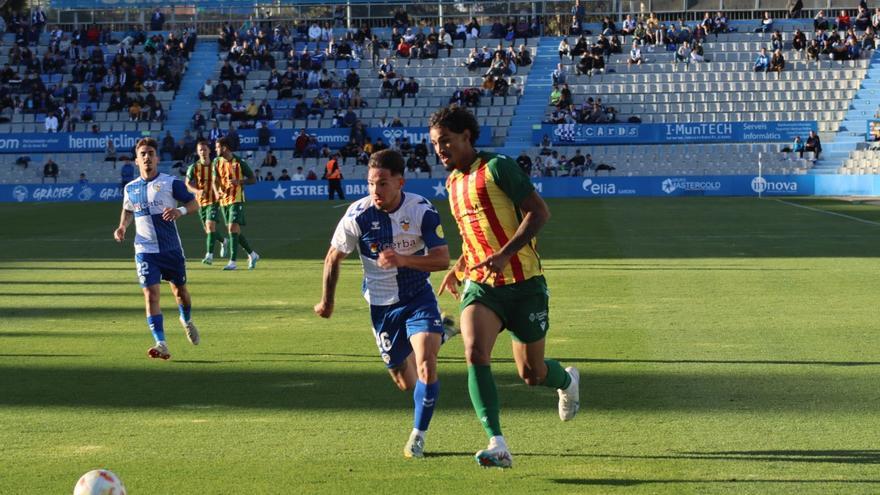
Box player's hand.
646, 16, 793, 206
437, 269, 461, 300
314, 301, 333, 318
377, 248, 400, 269
472, 252, 511, 284
161, 207, 182, 221
113, 226, 126, 243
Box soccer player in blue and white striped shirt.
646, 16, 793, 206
315, 149, 458, 459
114, 138, 200, 360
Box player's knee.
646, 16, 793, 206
464, 346, 491, 365
416, 361, 437, 382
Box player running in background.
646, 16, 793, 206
212, 137, 259, 271
430, 106, 580, 468
314, 149, 459, 459
186, 139, 227, 265
113, 137, 200, 360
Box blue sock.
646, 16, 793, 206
147, 314, 165, 343
178, 304, 192, 323
413, 380, 440, 432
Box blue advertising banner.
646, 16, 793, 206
0, 175, 817, 203
53, 0, 394, 7
537, 121, 818, 146
0, 132, 145, 154
238, 126, 492, 151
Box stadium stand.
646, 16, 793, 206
2, 7, 880, 184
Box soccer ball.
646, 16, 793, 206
73, 469, 126, 495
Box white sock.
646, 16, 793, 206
412, 428, 426, 439
157, 340, 167, 346
489, 435, 507, 450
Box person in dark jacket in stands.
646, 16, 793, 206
805, 130, 822, 160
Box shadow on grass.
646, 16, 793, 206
0, 365, 877, 412
552, 478, 880, 486
536, 450, 880, 465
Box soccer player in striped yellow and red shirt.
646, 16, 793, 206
186, 139, 227, 265
430, 106, 580, 468
212, 137, 259, 271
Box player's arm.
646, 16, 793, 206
314, 246, 349, 318
184, 166, 202, 195
113, 208, 133, 242
162, 180, 199, 221
378, 244, 449, 272
473, 190, 550, 277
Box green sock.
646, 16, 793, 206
468, 364, 502, 438
543, 359, 571, 390
206, 232, 215, 255
238, 233, 253, 254
230, 233, 239, 261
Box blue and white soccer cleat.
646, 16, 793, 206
403, 432, 425, 459
558, 366, 580, 421
222, 261, 237, 271
147, 342, 171, 360
201, 254, 213, 265
248, 252, 260, 270
475, 444, 513, 468
180, 316, 200, 345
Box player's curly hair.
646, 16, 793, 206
368, 149, 405, 176
428, 105, 480, 145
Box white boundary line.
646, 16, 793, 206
774, 199, 880, 227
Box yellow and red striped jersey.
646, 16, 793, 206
185, 159, 217, 206
212, 155, 253, 206
446, 151, 542, 287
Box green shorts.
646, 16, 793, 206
198, 203, 220, 225
460, 275, 549, 344
221, 203, 246, 226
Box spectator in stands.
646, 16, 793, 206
44, 112, 58, 132
42, 159, 58, 183
872, 8, 880, 30
807, 39, 821, 60
278, 168, 291, 181
856, 6, 871, 30
261, 150, 278, 169
199, 79, 214, 101
791, 136, 805, 158
814, 10, 830, 31
294, 129, 310, 158
806, 130, 822, 160
78, 173, 88, 184
150, 8, 165, 31
792, 29, 807, 54
837, 10, 852, 31
263, 170, 276, 182
552, 62, 568, 85
516, 151, 532, 176
292, 166, 305, 180
754, 48, 770, 72
257, 122, 272, 151
192, 110, 207, 132
628, 41, 643, 65
756, 12, 774, 33
769, 49, 785, 73
675, 41, 691, 64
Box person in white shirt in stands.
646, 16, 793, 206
628, 41, 643, 65
291, 166, 305, 180
44, 113, 58, 132
308, 22, 322, 42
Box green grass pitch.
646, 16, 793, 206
2, 196, 880, 494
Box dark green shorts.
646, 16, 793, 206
198, 203, 220, 225
460, 275, 549, 344
221, 203, 246, 226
